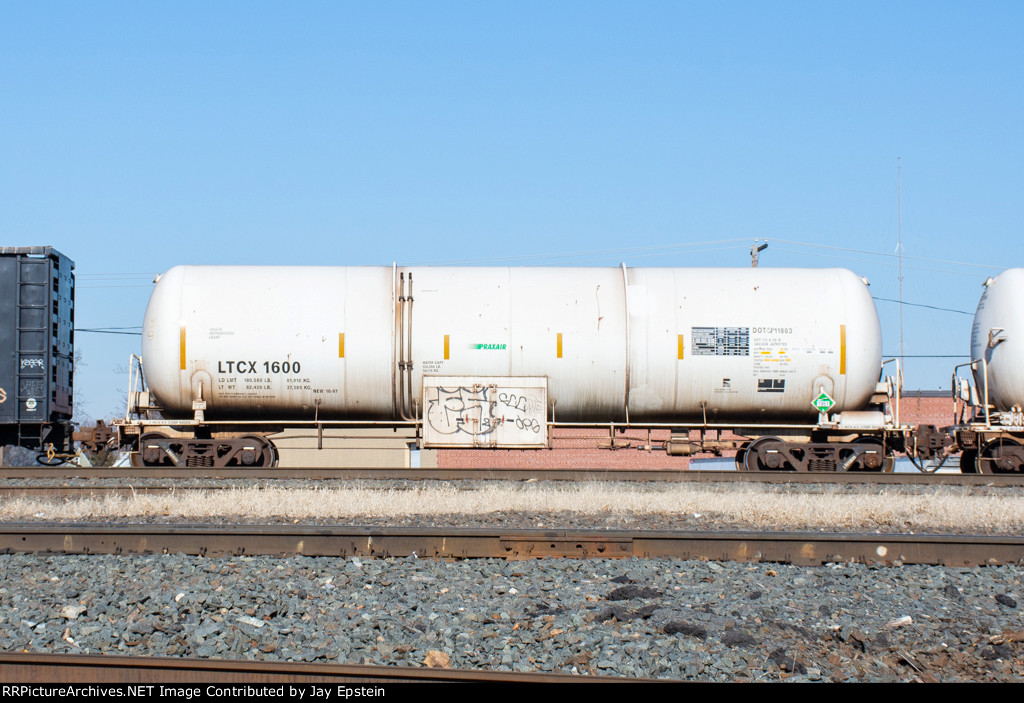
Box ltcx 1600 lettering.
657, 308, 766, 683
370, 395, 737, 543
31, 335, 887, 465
218, 360, 302, 374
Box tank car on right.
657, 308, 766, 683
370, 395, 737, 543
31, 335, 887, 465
949, 268, 1024, 473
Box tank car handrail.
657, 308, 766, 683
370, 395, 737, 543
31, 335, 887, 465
122, 417, 849, 431
547, 421, 862, 430
124, 354, 149, 422
881, 357, 902, 427
953, 358, 991, 428
951, 369, 962, 425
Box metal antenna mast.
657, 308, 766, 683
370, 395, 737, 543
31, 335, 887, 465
898, 158, 904, 367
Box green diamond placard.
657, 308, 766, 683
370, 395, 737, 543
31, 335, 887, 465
811, 391, 835, 414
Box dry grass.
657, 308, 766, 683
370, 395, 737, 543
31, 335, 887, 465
3, 483, 1024, 532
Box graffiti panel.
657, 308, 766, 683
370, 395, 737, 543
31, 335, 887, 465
422, 376, 548, 448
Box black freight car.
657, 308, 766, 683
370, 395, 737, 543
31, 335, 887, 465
0, 247, 74, 452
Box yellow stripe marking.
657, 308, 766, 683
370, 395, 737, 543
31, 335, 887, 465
839, 324, 847, 375
339, 333, 345, 358
179, 325, 186, 370
556, 333, 563, 358
677, 334, 684, 360
444, 334, 450, 360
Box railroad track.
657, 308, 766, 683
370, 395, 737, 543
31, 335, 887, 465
0, 652, 622, 683
4, 467, 1023, 485
1, 523, 1021, 566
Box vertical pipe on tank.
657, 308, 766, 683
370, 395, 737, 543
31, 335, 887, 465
406, 273, 415, 420
982, 357, 991, 427
397, 273, 408, 421
392, 263, 398, 420
620, 263, 631, 424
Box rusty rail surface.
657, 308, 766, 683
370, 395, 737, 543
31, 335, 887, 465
0, 486, 180, 499
4, 467, 1023, 485
0, 652, 616, 683
1, 524, 1021, 566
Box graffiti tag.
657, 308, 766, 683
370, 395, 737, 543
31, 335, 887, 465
423, 377, 548, 447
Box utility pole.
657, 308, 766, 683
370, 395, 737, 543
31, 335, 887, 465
750, 240, 768, 267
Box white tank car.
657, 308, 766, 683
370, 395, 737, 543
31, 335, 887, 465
971, 268, 1024, 411
141, 265, 882, 422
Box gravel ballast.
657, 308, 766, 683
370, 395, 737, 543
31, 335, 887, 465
3, 477, 1022, 681
1, 552, 1022, 682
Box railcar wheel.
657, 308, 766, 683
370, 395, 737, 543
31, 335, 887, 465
958, 448, 979, 474
852, 437, 895, 473
743, 437, 791, 471
734, 442, 750, 471
238, 435, 278, 467
979, 439, 1024, 474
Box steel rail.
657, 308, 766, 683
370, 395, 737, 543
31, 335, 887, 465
0, 486, 180, 498
0, 652, 626, 684
4, 467, 1023, 485
1, 524, 1021, 566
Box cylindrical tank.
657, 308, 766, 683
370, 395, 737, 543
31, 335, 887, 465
142, 265, 882, 422
971, 268, 1024, 411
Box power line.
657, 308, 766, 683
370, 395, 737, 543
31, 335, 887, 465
402, 238, 752, 266
872, 297, 973, 316
75, 328, 142, 336
769, 238, 1004, 271
530, 245, 751, 266
76, 273, 158, 278
76, 284, 158, 289
882, 354, 969, 358
733, 244, 998, 278
768, 247, 909, 270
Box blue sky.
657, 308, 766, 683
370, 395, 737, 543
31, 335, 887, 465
2, 1, 1021, 421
